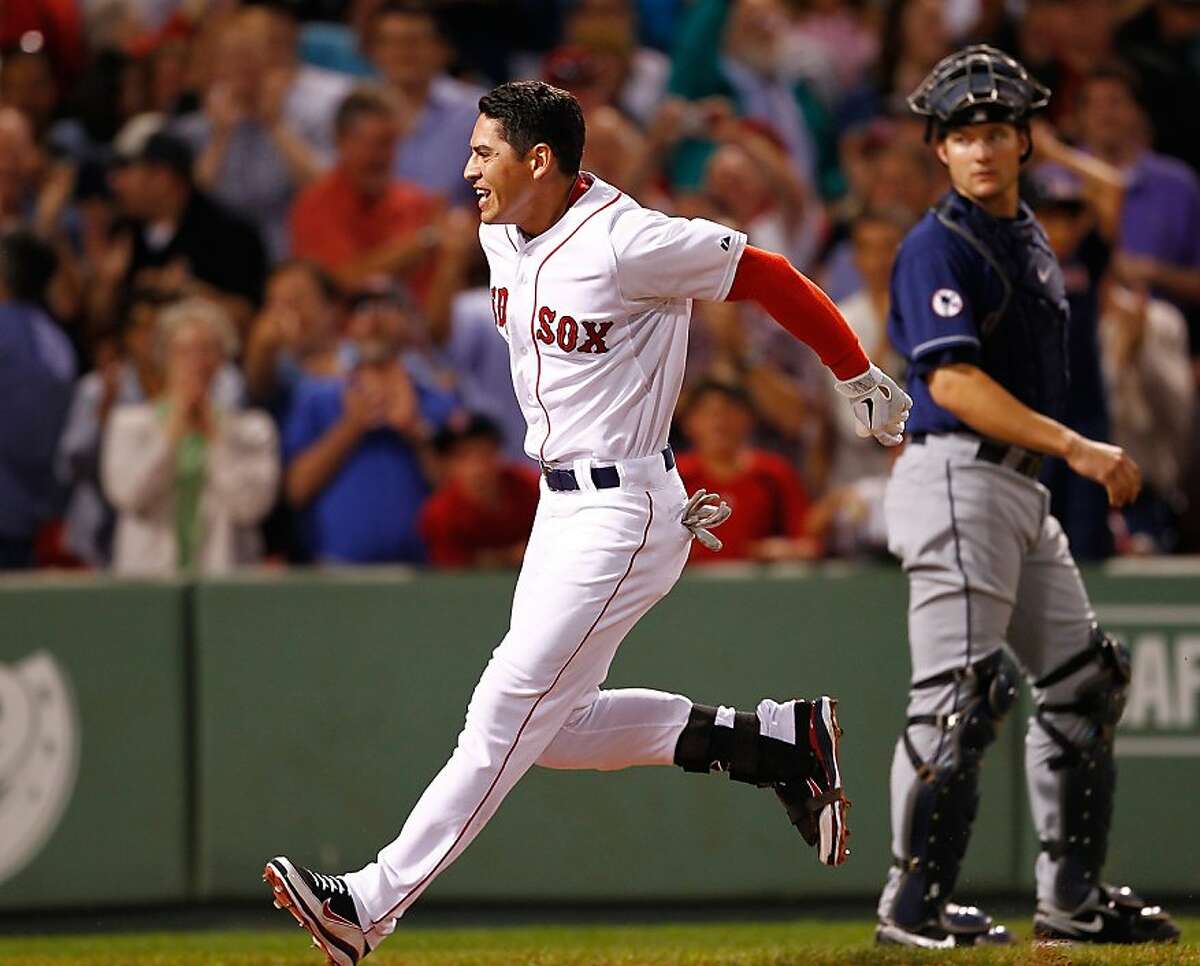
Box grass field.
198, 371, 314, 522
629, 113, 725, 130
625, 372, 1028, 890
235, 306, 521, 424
0, 919, 1195, 966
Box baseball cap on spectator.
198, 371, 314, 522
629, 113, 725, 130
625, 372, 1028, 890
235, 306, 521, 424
432, 413, 502, 455
127, 132, 194, 178
1025, 165, 1085, 214
110, 116, 194, 181
109, 112, 167, 166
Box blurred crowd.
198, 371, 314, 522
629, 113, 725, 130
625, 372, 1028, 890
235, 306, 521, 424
2, 0, 1199, 574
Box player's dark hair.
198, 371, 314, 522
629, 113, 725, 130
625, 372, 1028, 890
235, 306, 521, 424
478, 81, 586, 176
334, 85, 397, 139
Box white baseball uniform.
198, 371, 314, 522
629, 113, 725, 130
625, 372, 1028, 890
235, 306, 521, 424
344, 175, 785, 945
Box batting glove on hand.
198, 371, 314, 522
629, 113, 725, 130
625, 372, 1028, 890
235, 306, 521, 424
834, 364, 913, 447
681, 489, 731, 552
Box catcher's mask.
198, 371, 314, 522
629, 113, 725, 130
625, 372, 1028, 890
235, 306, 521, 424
908, 44, 1050, 162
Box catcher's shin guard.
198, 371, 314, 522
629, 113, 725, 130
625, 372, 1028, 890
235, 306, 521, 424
885, 650, 1018, 927
1033, 624, 1130, 909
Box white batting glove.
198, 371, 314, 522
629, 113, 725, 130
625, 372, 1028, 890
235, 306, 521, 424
834, 363, 913, 447
681, 489, 732, 552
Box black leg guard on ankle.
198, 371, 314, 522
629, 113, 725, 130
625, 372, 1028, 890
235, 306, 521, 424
673, 703, 815, 786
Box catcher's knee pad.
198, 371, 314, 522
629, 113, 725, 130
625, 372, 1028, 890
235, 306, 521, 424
673, 701, 813, 786
886, 650, 1018, 927
1033, 625, 1131, 906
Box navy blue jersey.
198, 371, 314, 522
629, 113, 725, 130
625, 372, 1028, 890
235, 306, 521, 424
889, 190, 1070, 435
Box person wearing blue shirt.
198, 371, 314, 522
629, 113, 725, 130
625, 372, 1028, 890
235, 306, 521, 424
283, 342, 458, 564
875, 46, 1179, 948
0, 232, 77, 569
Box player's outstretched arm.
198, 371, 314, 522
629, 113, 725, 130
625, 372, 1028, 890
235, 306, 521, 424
928, 362, 1142, 506
725, 246, 912, 445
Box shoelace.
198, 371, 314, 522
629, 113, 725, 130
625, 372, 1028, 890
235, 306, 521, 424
310, 871, 347, 895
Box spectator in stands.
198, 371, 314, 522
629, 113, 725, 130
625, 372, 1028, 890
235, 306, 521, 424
58, 289, 245, 566
421, 206, 528, 461
174, 7, 328, 262
1027, 168, 1116, 559
676, 380, 818, 565
667, 0, 834, 196
237, 2, 351, 162
0, 43, 59, 138
0, 106, 41, 232
47, 50, 148, 171
1074, 65, 1200, 346
701, 112, 826, 273
0, 229, 75, 569
420, 414, 538, 568
578, 104, 670, 211
837, 0, 950, 129
824, 131, 941, 301
545, 0, 669, 126
362, 0, 481, 206
826, 208, 909, 488
102, 297, 278, 575
93, 125, 268, 336
1100, 283, 1195, 553
289, 86, 441, 296
1115, 0, 1200, 171
244, 260, 346, 409
0, 104, 88, 326
282, 296, 458, 564
804, 451, 897, 560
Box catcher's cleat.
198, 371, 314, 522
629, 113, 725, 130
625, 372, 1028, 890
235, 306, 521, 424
876, 902, 1014, 948
774, 696, 851, 866
1033, 884, 1181, 944
264, 856, 373, 965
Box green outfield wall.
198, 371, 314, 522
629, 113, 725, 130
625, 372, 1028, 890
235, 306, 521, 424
1, 564, 1197, 910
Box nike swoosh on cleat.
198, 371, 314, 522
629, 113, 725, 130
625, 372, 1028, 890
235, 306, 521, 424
877, 923, 955, 948
322, 899, 358, 929
1043, 913, 1105, 934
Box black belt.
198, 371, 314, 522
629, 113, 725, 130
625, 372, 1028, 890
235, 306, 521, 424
543, 447, 675, 492
909, 433, 1044, 479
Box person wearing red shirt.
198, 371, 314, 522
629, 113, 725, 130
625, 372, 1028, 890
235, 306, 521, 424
420, 414, 539, 568
289, 86, 441, 298
676, 380, 818, 565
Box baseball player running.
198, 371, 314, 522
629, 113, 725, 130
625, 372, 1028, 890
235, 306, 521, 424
264, 81, 911, 964
874, 46, 1179, 947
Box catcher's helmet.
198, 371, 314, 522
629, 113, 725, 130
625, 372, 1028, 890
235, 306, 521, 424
908, 45, 1050, 155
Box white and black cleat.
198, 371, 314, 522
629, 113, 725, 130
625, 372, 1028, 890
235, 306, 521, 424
264, 856, 373, 965
877, 902, 1013, 947
774, 696, 851, 866
1034, 884, 1180, 944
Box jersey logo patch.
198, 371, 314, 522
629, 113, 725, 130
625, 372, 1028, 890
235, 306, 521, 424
931, 289, 964, 318
535, 305, 613, 354
720, 236, 731, 251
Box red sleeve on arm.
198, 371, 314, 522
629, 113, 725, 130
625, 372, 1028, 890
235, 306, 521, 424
726, 246, 870, 381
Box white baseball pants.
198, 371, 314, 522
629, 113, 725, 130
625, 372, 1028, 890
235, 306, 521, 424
345, 456, 695, 945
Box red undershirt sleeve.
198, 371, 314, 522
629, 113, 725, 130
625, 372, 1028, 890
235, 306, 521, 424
725, 245, 871, 381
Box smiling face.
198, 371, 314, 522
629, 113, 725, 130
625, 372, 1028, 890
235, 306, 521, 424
936, 121, 1026, 215
464, 114, 541, 225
